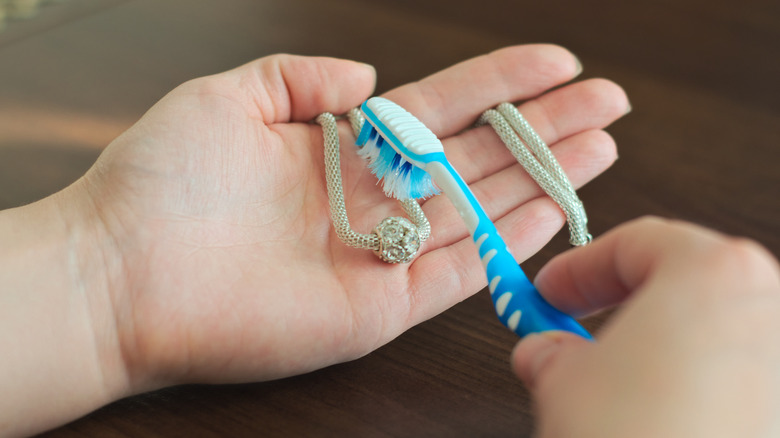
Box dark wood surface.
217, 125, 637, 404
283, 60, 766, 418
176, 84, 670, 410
0, 0, 777, 436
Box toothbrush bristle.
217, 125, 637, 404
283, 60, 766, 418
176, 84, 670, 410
356, 124, 439, 200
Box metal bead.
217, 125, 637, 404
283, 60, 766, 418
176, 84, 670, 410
372, 217, 421, 263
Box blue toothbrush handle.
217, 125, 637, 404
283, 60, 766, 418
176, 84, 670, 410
357, 97, 591, 338
427, 160, 592, 339
475, 221, 592, 339
491, 266, 592, 338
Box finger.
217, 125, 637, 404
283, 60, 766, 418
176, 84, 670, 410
225, 54, 377, 124
423, 129, 616, 250
383, 44, 582, 138
443, 78, 628, 184
511, 331, 589, 391
406, 197, 566, 326
534, 217, 677, 316
533, 216, 776, 317
344, 78, 623, 247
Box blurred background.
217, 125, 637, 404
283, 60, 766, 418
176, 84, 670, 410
1, 0, 778, 436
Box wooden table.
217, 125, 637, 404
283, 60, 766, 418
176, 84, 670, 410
1, 0, 777, 436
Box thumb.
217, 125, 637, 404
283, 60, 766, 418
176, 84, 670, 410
227, 54, 377, 124
511, 331, 589, 390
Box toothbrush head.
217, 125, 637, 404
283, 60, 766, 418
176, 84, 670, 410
356, 97, 443, 200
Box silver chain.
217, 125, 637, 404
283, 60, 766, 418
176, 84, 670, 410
478, 103, 591, 246
316, 111, 430, 262
345, 108, 431, 244
317, 102, 591, 263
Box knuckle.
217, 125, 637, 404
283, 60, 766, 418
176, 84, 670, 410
624, 215, 669, 232
581, 77, 626, 100
696, 237, 780, 299
723, 238, 780, 286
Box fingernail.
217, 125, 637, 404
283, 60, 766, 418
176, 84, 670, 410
513, 331, 568, 387
530, 331, 567, 371
624, 100, 633, 116
356, 61, 376, 74
573, 55, 583, 77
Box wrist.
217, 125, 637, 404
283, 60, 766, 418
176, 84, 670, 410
55, 178, 135, 390
0, 180, 131, 436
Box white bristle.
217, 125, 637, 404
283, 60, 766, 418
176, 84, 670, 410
356, 139, 379, 163
383, 169, 411, 199
356, 98, 442, 200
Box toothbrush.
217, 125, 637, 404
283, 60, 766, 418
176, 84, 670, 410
356, 97, 592, 339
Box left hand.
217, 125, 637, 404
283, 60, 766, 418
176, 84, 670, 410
0, 45, 629, 436
79, 46, 628, 390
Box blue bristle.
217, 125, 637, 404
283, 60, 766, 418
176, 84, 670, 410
399, 161, 413, 178
409, 167, 437, 199
357, 123, 370, 146
376, 140, 398, 174
355, 122, 440, 200
390, 151, 402, 170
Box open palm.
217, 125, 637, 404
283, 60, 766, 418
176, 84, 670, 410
83, 45, 628, 390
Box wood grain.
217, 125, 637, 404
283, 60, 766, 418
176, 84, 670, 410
0, 0, 776, 436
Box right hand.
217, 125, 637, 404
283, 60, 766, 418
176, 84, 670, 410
512, 217, 780, 438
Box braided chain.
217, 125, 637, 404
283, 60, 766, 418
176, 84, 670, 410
316, 112, 431, 257
478, 103, 591, 246
318, 101, 591, 264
